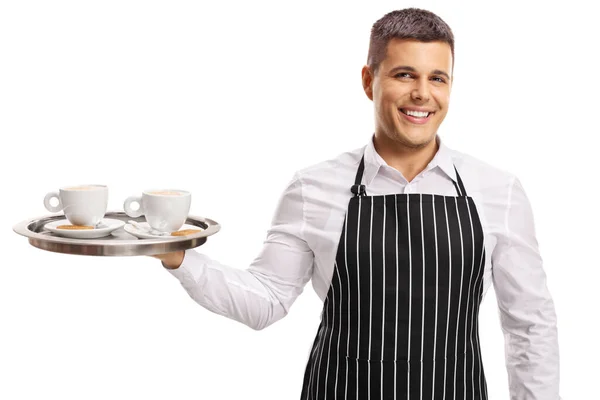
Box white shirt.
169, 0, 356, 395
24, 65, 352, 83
167, 135, 560, 399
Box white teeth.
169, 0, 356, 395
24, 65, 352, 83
403, 109, 430, 118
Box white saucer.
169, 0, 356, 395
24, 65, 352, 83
123, 222, 203, 240
44, 218, 126, 239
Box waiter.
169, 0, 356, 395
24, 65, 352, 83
153, 8, 560, 400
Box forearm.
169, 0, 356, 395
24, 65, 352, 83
498, 291, 560, 399
165, 249, 310, 330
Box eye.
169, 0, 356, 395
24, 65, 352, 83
431, 76, 446, 83
394, 72, 413, 79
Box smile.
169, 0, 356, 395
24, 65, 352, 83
399, 108, 434, 124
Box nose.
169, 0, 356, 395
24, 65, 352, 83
410, 78, 430, 103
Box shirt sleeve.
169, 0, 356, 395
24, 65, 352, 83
165, 172, 315, 330
491, 176, 561, 399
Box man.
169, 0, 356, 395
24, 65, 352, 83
153, 8, 560, 400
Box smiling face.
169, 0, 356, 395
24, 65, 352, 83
362, 38, 453, 150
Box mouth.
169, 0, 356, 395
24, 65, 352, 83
399, 108, 435, 124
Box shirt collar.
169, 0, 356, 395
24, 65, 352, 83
362, 134, 458, 186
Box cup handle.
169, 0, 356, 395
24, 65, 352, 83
124, 196, 144, 218
44, 191, 63, 213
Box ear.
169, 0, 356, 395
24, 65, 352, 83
361, 65, 374, 101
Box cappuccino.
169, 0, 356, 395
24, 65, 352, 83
124, 189, 191, 232
148, 191, 182, 196
64, 185, 104, 191
44, 185, 108, 226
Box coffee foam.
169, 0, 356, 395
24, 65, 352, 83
64, 185, 104, 191
148, 191, 183, 196
65, 186, 95, 190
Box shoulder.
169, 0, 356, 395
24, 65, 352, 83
448, 147, 517, 194
294, 145, 364, 186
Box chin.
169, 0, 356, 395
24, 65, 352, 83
396, 132, 436, 148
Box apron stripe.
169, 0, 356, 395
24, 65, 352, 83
406, 194, 413, 400
380, 196, 387, 398
333, 263, 343, 398
314, 300, 325, 398
453, 197, 465, 400
396, 195, 410, 397
394, 195, 399, 400
462, 200, 474, 396
419, 195, 426, 400
306, 323, 320, 397
442, 196, 452, 400
316, 274, 333, 399
343, 202, 352, 400
420, 195, 436, 399
373, 195, 385, 397
310, 319, 325, 397
347, 196, 359, 398
355, 196, 363, 399
368, 196, 374, 397
334, 263, 341, 398
323, 268, 338, 397
464, 197, 478, 400
431, 195, 439, 400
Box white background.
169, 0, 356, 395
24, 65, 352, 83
1, 0, 597, 399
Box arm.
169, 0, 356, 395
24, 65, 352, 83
160, 173, 314, 331
491, 177, 561, 399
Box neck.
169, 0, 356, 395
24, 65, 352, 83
373, 133, 439, 182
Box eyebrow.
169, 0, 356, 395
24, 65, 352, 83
389, 65, 451, 81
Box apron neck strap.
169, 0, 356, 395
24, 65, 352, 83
350, 155, 367, 196
452, 165, 468, 197
350, 154, 468, 197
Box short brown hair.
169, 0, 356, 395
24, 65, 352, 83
367, 8, 455, 74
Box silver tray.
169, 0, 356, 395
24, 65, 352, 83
12, 211, 220, 257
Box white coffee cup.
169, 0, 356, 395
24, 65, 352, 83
123, 190, 191, 232
43, 185, 108, 226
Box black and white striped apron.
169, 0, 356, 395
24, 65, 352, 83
300, 154, 488, 399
